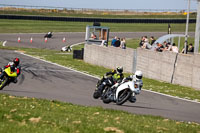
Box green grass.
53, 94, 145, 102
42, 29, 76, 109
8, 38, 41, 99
1, 94, 200, 133
0, 19, 196, 33
0, 44, 199, 102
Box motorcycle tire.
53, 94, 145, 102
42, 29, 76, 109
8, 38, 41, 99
0, 76, 8, 90
93, 91, 101, 99
116, 89, 132, 105
102, 94, 111, 104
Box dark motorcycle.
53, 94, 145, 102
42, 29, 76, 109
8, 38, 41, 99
93, 76, 113, 99
44, 32, 53, 38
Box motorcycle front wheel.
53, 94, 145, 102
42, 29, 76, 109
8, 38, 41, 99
0, 76, 8, 90
116, 89, 132, 105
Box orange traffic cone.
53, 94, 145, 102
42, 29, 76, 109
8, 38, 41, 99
30, 37, 33, 43
45, 37, 48, 43
62, 37, 66, 43
18, 37, 21, 43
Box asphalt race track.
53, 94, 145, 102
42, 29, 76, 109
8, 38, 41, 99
0, 32, 195, 50
0, 49, 200, 123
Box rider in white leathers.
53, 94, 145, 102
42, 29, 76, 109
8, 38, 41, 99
125, 70, 143, 103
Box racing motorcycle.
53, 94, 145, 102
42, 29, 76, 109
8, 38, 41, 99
93, 76, 113, 99
0, 67, 18, 90
44, 32, 53, 38
102, 78, 141, 105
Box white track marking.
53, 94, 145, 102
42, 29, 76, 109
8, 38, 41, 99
15, 51, 200, 104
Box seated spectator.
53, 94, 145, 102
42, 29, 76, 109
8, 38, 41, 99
188, 43, 194, 53
139, 36, 145, 47
114, 37, 121, 47
150, 36, 156, 45
142, 38, 152, 50
164, 42, 171, 51
156, 42, 164, 52
171, 43, 179, 53
120, 38, 126, 49
111, 36, 117, 46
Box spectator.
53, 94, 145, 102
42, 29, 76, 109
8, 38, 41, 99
115, 37, 121, 47
156, 42, 164, 52
188, 43, 194, 53
171, 43, 179, 53
142, 38, 152, 50
139, 36, 145, 47
164, 42, 171, 51
120, 38, 126, 49
111, 36, 117, 46
150, 36, 156, 45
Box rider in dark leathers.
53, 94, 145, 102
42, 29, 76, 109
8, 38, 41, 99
96, 66, 124, 98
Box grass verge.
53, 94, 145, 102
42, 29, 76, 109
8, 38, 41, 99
0, 19, 196, 33
1, 94, 200, 133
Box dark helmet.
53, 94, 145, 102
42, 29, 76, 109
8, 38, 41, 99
13, 58, 20, 66
116, 66, 123, 74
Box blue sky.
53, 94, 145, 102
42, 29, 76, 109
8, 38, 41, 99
0, 0, 198, 10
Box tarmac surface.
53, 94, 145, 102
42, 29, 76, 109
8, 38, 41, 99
0, 32, 200, 123
0, 32, 195, 50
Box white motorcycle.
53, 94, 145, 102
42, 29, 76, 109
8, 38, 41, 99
102, 79, 141, 105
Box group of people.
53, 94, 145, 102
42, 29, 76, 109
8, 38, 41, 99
111, 36, 126, 49
139, 36, 156, 49
139, 36, 194, 54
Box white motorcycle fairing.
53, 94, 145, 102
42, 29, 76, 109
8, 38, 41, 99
115, 81, 134, 100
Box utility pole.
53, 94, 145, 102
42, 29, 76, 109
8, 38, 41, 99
184, 0, 191, 54
194, 0, 200, 53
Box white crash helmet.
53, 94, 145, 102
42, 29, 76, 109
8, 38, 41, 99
116, 66, 123, 74
135, 70, 143, 80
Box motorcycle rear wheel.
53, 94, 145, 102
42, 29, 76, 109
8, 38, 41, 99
0, 76, 8, 90
116, 89, 132, 105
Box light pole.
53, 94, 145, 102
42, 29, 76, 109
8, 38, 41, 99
194, 0, 200, 53
184, 0, 191, 54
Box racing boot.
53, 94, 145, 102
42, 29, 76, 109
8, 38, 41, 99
129, 96, 137, 103
93, 84, 104, 99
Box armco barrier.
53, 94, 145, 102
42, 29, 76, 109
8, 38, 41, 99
0, 14, 196, 23
84, 44, 200, 90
